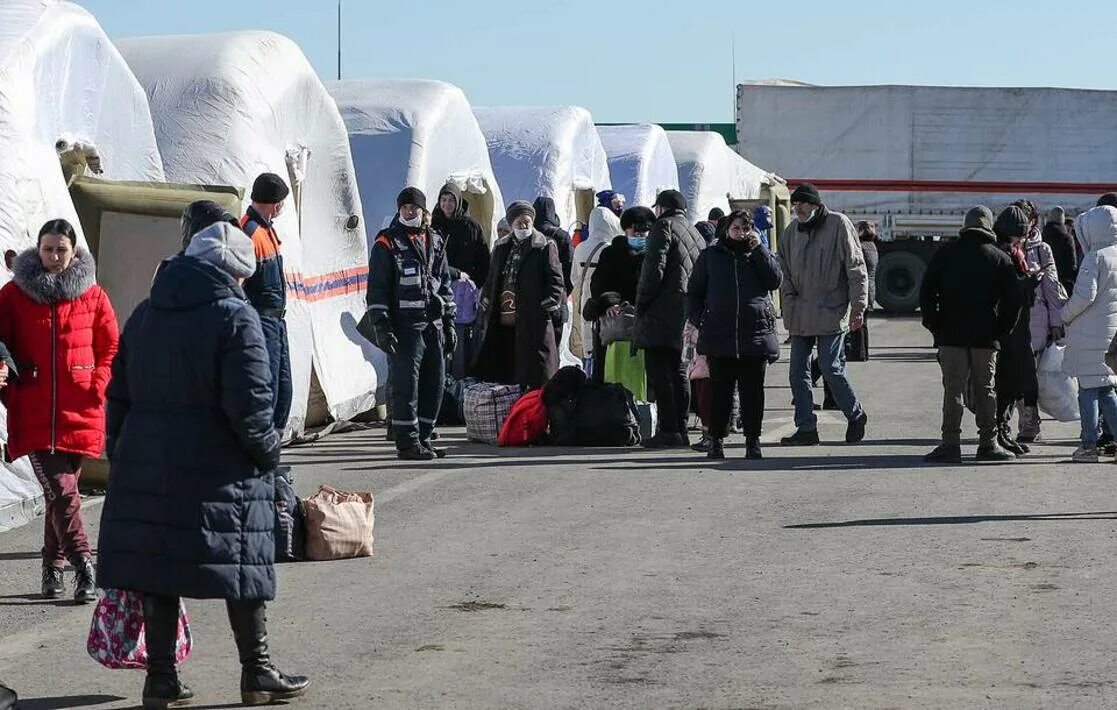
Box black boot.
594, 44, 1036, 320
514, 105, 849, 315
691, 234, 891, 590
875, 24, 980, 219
41, 565, 64, 599
227, 600, 311, 706
141, 594, 194, 710
707, 438, 725, 460
745, 437, 763, 460
72, 556, 97, 604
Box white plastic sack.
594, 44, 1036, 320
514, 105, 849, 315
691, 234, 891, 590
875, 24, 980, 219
1037, 344, 1079, 422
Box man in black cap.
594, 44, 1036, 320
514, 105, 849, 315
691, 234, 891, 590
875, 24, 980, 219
241, 172, 293, 434
634, 189, 705, 448
779, 182, 869, 446
365, 187, 456, 461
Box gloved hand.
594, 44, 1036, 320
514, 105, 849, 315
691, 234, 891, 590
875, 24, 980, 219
1049, 325, 1066, 343
372, 316, 398, 355
442, 319, 457, 357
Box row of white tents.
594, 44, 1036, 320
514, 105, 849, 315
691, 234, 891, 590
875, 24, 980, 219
0, 0, 781, 530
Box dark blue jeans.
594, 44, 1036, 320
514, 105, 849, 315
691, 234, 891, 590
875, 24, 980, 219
259, 315, 293, 433
390, 322, 446, 450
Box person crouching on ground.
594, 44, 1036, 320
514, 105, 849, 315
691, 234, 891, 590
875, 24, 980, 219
687, 210, 782, 460
0, 219, 118, 603
366, 187, 456, 461
920, 206, 1021, 464
473, 200, 565, 389
97, 223, 309, 708
1061, 205, 1117, 463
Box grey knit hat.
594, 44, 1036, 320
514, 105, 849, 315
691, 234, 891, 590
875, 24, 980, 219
1047, 206, 1066, 224
505, 200, 536, 223
185, 222, 256, 279
960, 206, 995, 237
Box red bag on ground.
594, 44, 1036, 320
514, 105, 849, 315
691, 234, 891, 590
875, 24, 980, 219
498, 390, 548, 446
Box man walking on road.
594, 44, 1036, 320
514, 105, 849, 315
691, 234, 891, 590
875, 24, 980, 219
778, 183, 869, 446
241, 173, 293, 434
920, 206, 1021, 463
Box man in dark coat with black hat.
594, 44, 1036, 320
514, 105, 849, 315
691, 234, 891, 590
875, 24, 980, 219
635, 189, 705, 448
241, 172, 293, 433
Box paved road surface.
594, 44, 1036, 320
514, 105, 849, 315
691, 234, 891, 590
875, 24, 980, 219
1, 317, 1113, 709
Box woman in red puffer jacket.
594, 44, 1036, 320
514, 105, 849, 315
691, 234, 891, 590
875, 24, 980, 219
0, 219, 118, 603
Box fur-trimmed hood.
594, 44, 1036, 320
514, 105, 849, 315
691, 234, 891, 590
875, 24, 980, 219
12, 247, 97, 304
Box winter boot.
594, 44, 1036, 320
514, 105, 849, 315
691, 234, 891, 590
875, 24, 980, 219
420, 441, 447, 459
72, 557, 97, 604
1072, 446, 1100, 464
227, 601, 311, 706
691, 432, 712, 453
1017, 405, 1041, 443
142, 595, 194, 710
997, 424, 1027, 457
745, 437, 763, 460
707, 438, 725, 460
398, 446, 435, 461
642, 432, 686, 449
781, 429, 820, 446
845, 412, 868, 444
975, 441, 1014, 462
41, 565, 64, 599
924, 443, 963, 464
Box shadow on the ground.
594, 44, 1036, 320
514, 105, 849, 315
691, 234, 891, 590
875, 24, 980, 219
0, 551, 44, 561
14, 694, 125, 709
786, 511, 1117, 529
0, 593, 76, 607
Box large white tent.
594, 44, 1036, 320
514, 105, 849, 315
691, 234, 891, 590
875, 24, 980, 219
0, 0, 165, 531
666, 131, 770, 222
473, 105, 611, 229
597, 124, 679, 208
118, 31, 376, 438
328, 79, 504, 242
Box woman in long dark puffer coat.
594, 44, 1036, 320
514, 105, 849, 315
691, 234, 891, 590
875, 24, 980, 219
687, 210, 783, 460
97, 223, 309, 709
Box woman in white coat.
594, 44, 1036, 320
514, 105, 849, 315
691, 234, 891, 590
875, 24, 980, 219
571, 201, 623, 378
1061, 205, 1117, 462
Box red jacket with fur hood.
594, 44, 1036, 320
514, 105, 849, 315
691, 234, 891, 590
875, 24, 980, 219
0, 247, 118, 460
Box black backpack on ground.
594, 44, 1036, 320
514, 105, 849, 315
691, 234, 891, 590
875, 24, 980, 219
274, 467, 305, 563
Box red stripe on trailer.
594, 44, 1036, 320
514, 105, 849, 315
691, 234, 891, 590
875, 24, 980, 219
786, 179, 1117, 194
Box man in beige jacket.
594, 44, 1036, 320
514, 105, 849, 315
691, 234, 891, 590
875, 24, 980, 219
779, 183, 869, 445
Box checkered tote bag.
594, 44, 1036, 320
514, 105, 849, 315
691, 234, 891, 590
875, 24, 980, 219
463, 382, 523, 445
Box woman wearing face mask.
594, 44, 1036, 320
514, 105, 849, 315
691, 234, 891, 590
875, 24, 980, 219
0, 219, 118, 602
687, 210, 782, 460
473, 201, 565, 388
584, 207, 656, 399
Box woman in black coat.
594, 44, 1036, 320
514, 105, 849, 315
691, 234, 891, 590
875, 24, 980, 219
97, 223, 309, 708
687, 210, 783, 460
583, 206, 655, 394
473, 201, 565, 388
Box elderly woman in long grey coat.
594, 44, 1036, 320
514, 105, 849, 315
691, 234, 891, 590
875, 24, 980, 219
97, 223, 310, 708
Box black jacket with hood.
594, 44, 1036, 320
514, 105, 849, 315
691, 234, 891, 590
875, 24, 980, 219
634, 208, 705, 350
432, 182, 491, 287
1042, 220, 1079, 295
532, 196, 574, 294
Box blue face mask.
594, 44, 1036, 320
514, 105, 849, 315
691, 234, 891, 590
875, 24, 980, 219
627, 236, 647, 252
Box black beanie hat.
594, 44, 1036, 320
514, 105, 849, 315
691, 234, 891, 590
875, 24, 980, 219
396, 187, 428, 211
653, 189, 687, 212
708, 207, 725, 222
994, 205, 1029, 240
620, 206, 656, 231
790, 183, 822, 206
251, 172, 290, 204
1098, 193, 1117, 208
180, 200, 239, 249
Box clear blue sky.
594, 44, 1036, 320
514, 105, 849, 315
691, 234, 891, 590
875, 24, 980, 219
78, 0, 1115, 124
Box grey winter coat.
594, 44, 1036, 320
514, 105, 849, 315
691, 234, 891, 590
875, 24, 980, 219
633, 209, 705, 350
778, 207, 868, 337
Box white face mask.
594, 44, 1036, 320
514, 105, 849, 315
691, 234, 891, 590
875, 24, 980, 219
399, 213, 423, 228
513, 227, 532, 241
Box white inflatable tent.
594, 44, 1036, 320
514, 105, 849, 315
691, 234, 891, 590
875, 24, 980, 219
117, 32, 375, 438
0, 0, 165, 531
328, 79, 504, 244
666, 131, 769, 222
473, 106, 611, 229
597, 124, 680, 207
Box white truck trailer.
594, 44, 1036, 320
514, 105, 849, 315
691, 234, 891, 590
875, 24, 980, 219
736, 82, 1117, 312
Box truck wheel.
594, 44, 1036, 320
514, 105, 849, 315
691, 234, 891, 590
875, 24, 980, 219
876, 251, 926, 314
